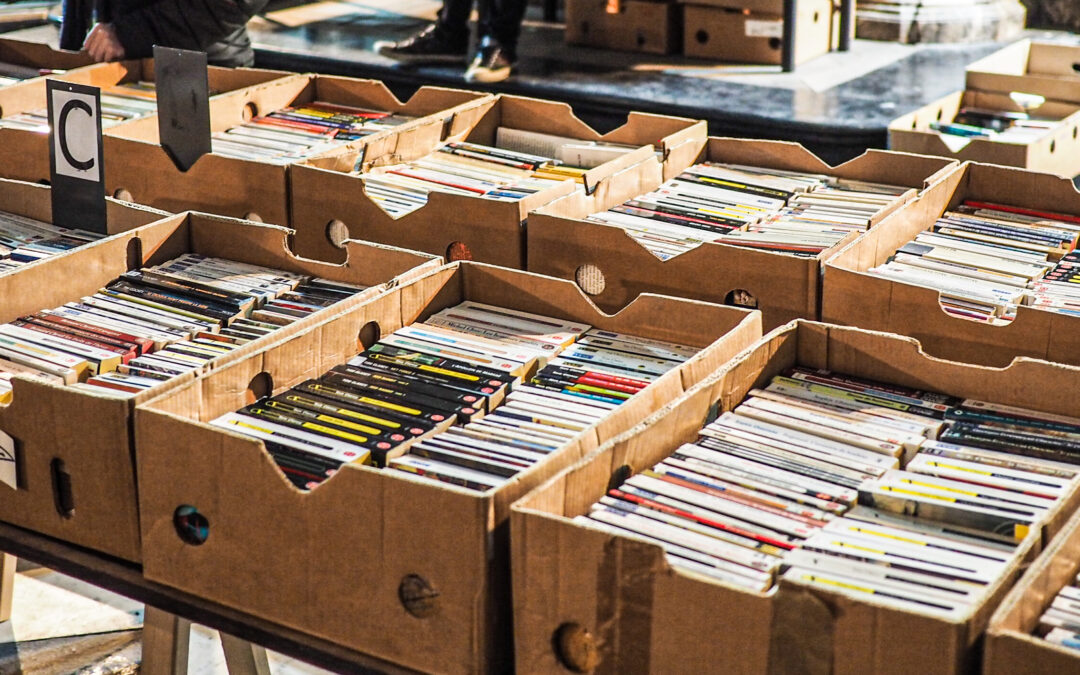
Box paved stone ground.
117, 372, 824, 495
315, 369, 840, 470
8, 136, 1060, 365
0, 563, 334, 674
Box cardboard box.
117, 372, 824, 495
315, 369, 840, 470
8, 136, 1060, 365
823, 161, 1080, 369
565, 0, 682, 55
511, 320, 1080, 674
681, 0, 838, 66
984, 503, 1080, 675
967, 39, 1080, 106
104, 74, 494, 225
0, 36, 94, 75
0, 59, 292, 190
289, 95, 706, 268
526, 136, 957, 331
889, 87, 1080, 174
134, 262, 761, 674
0, 210, 440, 563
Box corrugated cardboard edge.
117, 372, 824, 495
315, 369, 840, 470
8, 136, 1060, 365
985, 497, 1080, 674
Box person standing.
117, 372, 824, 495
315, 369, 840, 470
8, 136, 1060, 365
61, 0, 268, 68
375, 0, 527, 83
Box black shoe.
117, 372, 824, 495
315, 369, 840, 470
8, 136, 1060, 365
465, 40, 515, 83
374, 24, 468, 65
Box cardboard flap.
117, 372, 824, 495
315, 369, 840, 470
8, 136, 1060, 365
0, 37, 95, 70
459, 262, 752, 347
655, 119, 707, 157
399, 86, 495, 124
534, 155, 665, 219
581, 144, 656, 196
312, 75, 405, 112
964, 161, 1080, 207
602, 111, 701, 148
966, 40, 1031, 81
357, 116, 449, 173
495, 95, 604, 141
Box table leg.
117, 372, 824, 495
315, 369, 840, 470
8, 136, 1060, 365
221, 632, 272, 675
142, 606, 191, 675
0, 554, 16, 623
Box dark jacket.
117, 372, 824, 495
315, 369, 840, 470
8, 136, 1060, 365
62, 0, 267, 67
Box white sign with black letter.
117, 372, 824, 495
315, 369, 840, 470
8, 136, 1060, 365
51, 88, 101, 181
47, 79, 107, 233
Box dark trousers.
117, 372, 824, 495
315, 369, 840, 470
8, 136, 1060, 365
438, 0, 528, 50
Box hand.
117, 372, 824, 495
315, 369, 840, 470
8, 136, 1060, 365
83, 23, 126, 62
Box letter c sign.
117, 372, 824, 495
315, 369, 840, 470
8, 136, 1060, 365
49, 86, 101, 182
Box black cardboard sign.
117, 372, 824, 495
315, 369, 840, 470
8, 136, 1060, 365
153, 45, 211, 172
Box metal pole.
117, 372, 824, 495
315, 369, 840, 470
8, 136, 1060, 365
838, 0, 854, 51
782, 0, 797, 72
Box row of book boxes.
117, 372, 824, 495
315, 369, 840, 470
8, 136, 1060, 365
889, 41, 1080, 175
678, 0, 839, 67
564, 0, 839, 66
824, 161, 1080, 369
0, 58, 291, 190
527, 136, 956, 331
105, 74, 494, 224
985, 502, 1080, 673
0, 183, 440, 562
0, 61, 494, 225
511, 320, 1080, 674
132, 261, 762, 674
288, 97, 706, 269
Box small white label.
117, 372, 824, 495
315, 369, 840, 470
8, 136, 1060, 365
0, 429, 16, 490
50, 89, 101, 182
746, 19, 784, 38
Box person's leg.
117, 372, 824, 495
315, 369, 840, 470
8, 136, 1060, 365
465, 0, 524, 82
374, 0, 472, 64
437, 0, 474, 36
487, 0, 528, 57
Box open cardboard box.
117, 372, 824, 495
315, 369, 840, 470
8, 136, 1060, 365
105, 74, 494, 226
288, 95, 707, 268
133, 261, 761, 674
526, 137, 956, 331
0, 36, 94, 77
823, 161, 1080, 369
0, 209, 439, 563
0, 176, 167, 269
966, 39, 1080, 107
0, 59, 293, 188
984, 500, 1080, 674
889, 89, 1080, 175
511, 320, 1080, 674
679, 0, 839, 66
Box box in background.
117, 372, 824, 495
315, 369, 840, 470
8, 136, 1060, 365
890, 42, 1080, 174
966, 40, 1080, 107
565, 0, 682, 55
680, 0, 839, 66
